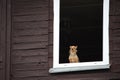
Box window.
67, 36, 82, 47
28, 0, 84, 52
49, 0, 110, 73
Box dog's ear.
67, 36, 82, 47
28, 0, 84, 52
75, 46, 78, 49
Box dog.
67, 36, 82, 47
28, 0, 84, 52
69, 45, 79, 63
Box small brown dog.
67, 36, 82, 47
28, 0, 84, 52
69, 45, 79, 63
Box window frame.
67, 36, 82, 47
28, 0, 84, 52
49, 0, 110, 73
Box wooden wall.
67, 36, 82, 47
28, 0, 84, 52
109, 0, 120, 73
0, 0, 11, 80
0, 0, 120, 80
0, 0, 5, 80
11, 0, 49, 80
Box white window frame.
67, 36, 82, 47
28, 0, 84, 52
49, 0, 110, 73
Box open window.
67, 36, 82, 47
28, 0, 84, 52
49, 0, 110, 73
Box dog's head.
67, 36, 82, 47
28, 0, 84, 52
69, 45, 77, 53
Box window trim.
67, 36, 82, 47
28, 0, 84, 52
49, 0, 110, 73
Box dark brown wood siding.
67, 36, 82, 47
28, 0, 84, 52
0, 0, 11, 80
0, 0, 5, 79
0, 0, 7, 80
0, 0, 120, 80
109, 0, 120, 73
11, 0, 49, 80
11, 0, 120, 80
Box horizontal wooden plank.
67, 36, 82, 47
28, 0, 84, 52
110, 16, 120, 23
54, 72, 120, 79
13, 35, 48, 43
49, 8, 53, 20
111, 57, 120, 64
11, 77, 50, 80
13, 21, 48, 30
109, 29, 114, 38
111, 29, 120, 37
0, 70, 3, 80
109, 29, 113, 38
49, 20, 53, 32
48, 45, 53, 58
0, 63, 3, 69
13, 29, 48, 37
12, 56, 48, 64
0, 56, 3, 69
12, 70, 48, 78
12, 62, 48, 70
0, 56, 2, 62
13, 14, 48, 22
57, 78, 109, 80
110, 8, 120, 16
12, 0, 48, 9
109, 22, 120, 30
48, 57, 53, 68
13, 7, 48, 16
48, 32, 53, 45
113, 41, 120, 51
110, 36, 120, 42
13, 0, 48, 2
50, 0, 53, 8
13, 42, 48, 50
110, 50, 120, 57
109, 78, 120, 80
110, 0, 120, 15
12, 49, 48, 56
111, 64, 120, 72
109, 40, 114, 52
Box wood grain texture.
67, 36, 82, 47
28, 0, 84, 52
11, 0, 49, 79
48, 32, 53, 45
12, 70, 48, 78
53, 72, 120, 79
13, 7, 48, 16
0, 0, 10, 80
9, 0, 120, 80
12, 0, 48, 9
13, 29, 48, 37
0, 70, 4, 80
0, 63, 3, 69
12, 49, 48, 56
13, 21, 48, 30
109, 0, 120, 73
12, 63, 48, 70
12, 56, 48, 64
6, 0, 12, 79
111, 64, 120, 72
110, 16, 120, 23
110, 0, 120, 15
48, 45, 53, 58
13, 42, 48, 50
49, 21, 53, 32
13, 14, 48, 22
11, 77, 50, 80
0, 0, 4, 79
56, 78, 109, 80
13, 35, 48, 43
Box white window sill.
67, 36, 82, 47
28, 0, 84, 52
49, 64, 110, 73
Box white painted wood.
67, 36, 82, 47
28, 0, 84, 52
51, 0, 110, 73
53, 0, 60, 68
103, 0, 110, 65
49, 64, 110, 73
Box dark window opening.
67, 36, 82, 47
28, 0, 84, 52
59, 0, 103, 63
